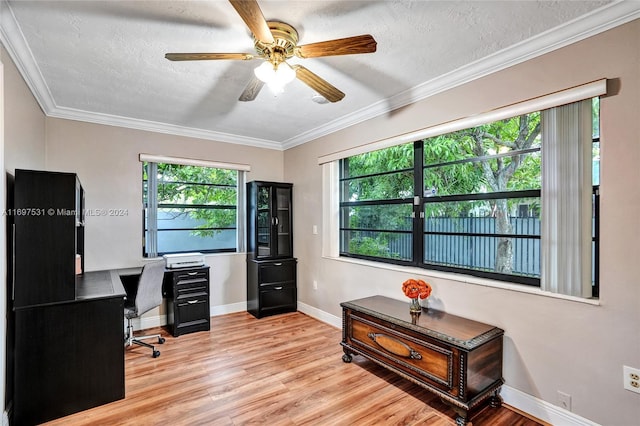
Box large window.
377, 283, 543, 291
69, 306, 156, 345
143, 161, 241, 256
340, 99, 600, 295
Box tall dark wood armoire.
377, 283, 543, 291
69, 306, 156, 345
246, 181, 297, 318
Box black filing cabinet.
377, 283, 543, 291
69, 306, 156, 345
247, 258, 297, 318
163, 266, 210, 337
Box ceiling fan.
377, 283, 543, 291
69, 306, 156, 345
165, 0, 377, 103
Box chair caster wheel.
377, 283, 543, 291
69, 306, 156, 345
152, 350, 160, 358
158, 337, 165, 344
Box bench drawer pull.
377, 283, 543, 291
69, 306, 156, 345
368, 332, 422, 360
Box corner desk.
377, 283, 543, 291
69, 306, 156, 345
13, 265, 211, 425
13, 269, 128, 425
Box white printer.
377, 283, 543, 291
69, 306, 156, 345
163, 252, 205, 269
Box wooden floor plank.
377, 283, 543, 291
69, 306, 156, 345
42, 311, 542, 426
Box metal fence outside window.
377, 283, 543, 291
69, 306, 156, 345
382, 216, 541, 277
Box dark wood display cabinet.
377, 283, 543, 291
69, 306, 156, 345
9, 169, 125, 426
246, 181, 297, 318
163, 266, 211, 337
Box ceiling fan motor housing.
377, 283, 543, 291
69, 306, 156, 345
254, 21, 299, 65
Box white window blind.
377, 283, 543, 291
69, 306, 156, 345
541, 100, 594, 297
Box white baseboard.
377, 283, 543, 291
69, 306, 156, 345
501, 386, 600, 426
210, 301, 246, 316
297, 302, 600, 426
297, 301, 341, 329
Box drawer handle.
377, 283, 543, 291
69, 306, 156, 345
273, 263, 283, 266
187, 272, 199, 276
367, 332, 422, 360
274, 286, 283, 290
187, 300, 199, 304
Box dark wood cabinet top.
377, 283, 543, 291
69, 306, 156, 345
341, 295, 503, 350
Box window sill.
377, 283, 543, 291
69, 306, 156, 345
323, 255, 600, 306
144, 251, 245, 262
204, 251, 246, 258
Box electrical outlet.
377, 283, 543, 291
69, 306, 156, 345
623, 366, 640, 394
313, 280, 318, 290
557, 391, 571, 411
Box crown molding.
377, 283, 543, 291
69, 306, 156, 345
282, 0, 640, 150
2, 0, 639, 152
0, 0, 56, 112
46, 106, 283, 150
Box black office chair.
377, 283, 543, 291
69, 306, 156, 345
124, 260, 166, 358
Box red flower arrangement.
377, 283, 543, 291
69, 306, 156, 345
402, 278, 432, 300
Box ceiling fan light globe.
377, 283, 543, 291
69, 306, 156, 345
273, 63, 296, 86
254, 61, 275, 83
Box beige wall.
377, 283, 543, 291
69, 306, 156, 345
2, 45, 45, 172
44, 118, 285, 309
284, 20, 640, 425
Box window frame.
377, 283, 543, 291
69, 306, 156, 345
339, 154, 415, 266
338, 106, 600, 295
141, 157, 248, 257
339, 130, 544, 286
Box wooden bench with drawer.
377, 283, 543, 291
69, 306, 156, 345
341, 295, 504, 425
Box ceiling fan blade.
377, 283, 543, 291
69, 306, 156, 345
293, 65, 345, 103
295, 34, 377, 58
239, 76, 265, 102
229, 0, 275, 45
165, 53, 254, 61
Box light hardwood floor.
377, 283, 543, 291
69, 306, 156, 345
44, 311, 542, 426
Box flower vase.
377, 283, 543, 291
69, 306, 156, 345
409, 297, 422, 313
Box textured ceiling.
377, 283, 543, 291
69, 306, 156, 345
2, 1, 638, 149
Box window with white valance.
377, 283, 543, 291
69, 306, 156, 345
139, 154, 249, 257
321, 80, 605, 298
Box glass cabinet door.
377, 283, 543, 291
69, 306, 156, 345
257, 186, 272, 256
248, 181, 293, 259
275, 186, 292, 257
